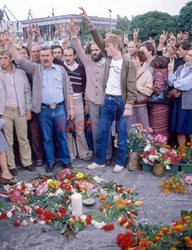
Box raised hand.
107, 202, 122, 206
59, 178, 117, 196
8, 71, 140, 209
168, 58, 174, 73
169, 32, 176, 44
3, 29, 14, 46
177, 31, 183, 41
27, 26, 33, 37
148, 37, 156, 48
183, 31, 189, 41
159, 30, 168, 44
133, 28, 139, 41
123, 34, 129, 45
33, 24, 41, 37
79, 7, 91, 24
65, 17, 80, 36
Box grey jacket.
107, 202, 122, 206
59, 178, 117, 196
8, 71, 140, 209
0, 119, 5, 129
0, 65, 32, 116
175, 65, 192, 110
15, 59, 73, 118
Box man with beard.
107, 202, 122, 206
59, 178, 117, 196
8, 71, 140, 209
66, 24, 112, 163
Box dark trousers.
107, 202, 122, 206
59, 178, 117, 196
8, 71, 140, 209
29, 112, 44, 161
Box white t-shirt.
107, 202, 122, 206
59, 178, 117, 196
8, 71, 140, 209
105, 59, 123, 96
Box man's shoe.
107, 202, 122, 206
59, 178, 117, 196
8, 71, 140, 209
113, 165, 124, 173
87, 162, 105, 170
35, 159, 44, 166
9, 169, 18, 176
22, 165, 36, 172
45, 165, 54, 173
81, 155, 92, 162
62, 163, 72, 169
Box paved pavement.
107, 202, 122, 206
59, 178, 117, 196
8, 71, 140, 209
0, 160, 191, 250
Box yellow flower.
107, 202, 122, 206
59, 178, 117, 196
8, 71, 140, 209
76, 172, 84, 179
173, 224, 183, 232
118, 217, 123, 222
161, 227, 169, 233
48, 180, 59, 189
135, 200, 144, 207
184, 216, 191, 223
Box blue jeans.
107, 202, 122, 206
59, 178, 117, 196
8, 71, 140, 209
94, 95, 128, 166
38, 105, 71, 166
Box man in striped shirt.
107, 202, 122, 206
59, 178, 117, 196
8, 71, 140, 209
63, 47, 92, 162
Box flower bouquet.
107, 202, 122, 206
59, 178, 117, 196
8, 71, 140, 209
178, 143, 192, 173
127, 124, 150, 170
141, 134, 181, 176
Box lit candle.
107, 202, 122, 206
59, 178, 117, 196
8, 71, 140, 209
71, 193, 83, 217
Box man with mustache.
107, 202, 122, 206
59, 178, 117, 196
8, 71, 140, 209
6, 31, 74, 173
63, 47, 92, 162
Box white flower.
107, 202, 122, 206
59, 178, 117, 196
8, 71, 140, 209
46, 179, 53, 184
93, 176, 105, 183
21, 220, 27, 227
16, 182, 22, 189
26, 183, 33, 191
80, 215, 86, 220
55, 188, 63, 195
30, 218, 34, 223
7, 211, 12, 218
149, 155, 159, 162
71, 188, 76, 193
39, 220, 45, 225
166, 165, 171, 170
144, 144, 151, 151
91, 220, 106, 229
159, 147, 166, 153
48, 193, 55, 197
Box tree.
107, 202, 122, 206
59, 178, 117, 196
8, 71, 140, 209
115, 15, 130, 36
79, 20, 92, 45
177, 1, 192, 35
128, 11, 177, 42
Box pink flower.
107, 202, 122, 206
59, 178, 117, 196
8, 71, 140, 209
184, 176, 192, 185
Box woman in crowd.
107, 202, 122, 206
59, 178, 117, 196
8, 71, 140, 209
149, 56, 169, 138
0, 119, 16, 185
129, 50, 153, 128
168, 49, 192, 146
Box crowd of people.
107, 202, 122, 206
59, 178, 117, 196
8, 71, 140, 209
0, 7, 192, 185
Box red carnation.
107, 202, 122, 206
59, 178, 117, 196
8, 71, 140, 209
102, 223, 115, 231
13, 220, 21, 227
119, 217, 128, 226
85, 215, 92, 224
58, 208, 66, 217
0, 212, 7, 220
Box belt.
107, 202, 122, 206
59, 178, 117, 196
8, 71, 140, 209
41, 101, 64, 110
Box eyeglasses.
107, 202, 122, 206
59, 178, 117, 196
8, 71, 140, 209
187, 53, 192, 57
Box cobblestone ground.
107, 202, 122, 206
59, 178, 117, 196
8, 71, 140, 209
0, 160, 191, 250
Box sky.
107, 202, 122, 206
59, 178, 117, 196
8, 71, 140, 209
0, 0, 190, 21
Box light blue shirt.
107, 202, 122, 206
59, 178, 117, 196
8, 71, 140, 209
41, 63, 64, 104
168, 64, 192, 91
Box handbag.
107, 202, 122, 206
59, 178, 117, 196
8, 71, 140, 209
135, 70, 149, 105
149, 86, 170, 105
167, 88, 181, 100
136, 92, 149, 104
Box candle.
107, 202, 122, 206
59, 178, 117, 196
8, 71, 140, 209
71, 193, 83, 217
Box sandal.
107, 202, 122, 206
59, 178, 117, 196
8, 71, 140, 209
0, 177, 17, 185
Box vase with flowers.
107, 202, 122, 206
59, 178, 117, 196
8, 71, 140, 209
141, 134, 182, 177
127, 124, 149, 171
